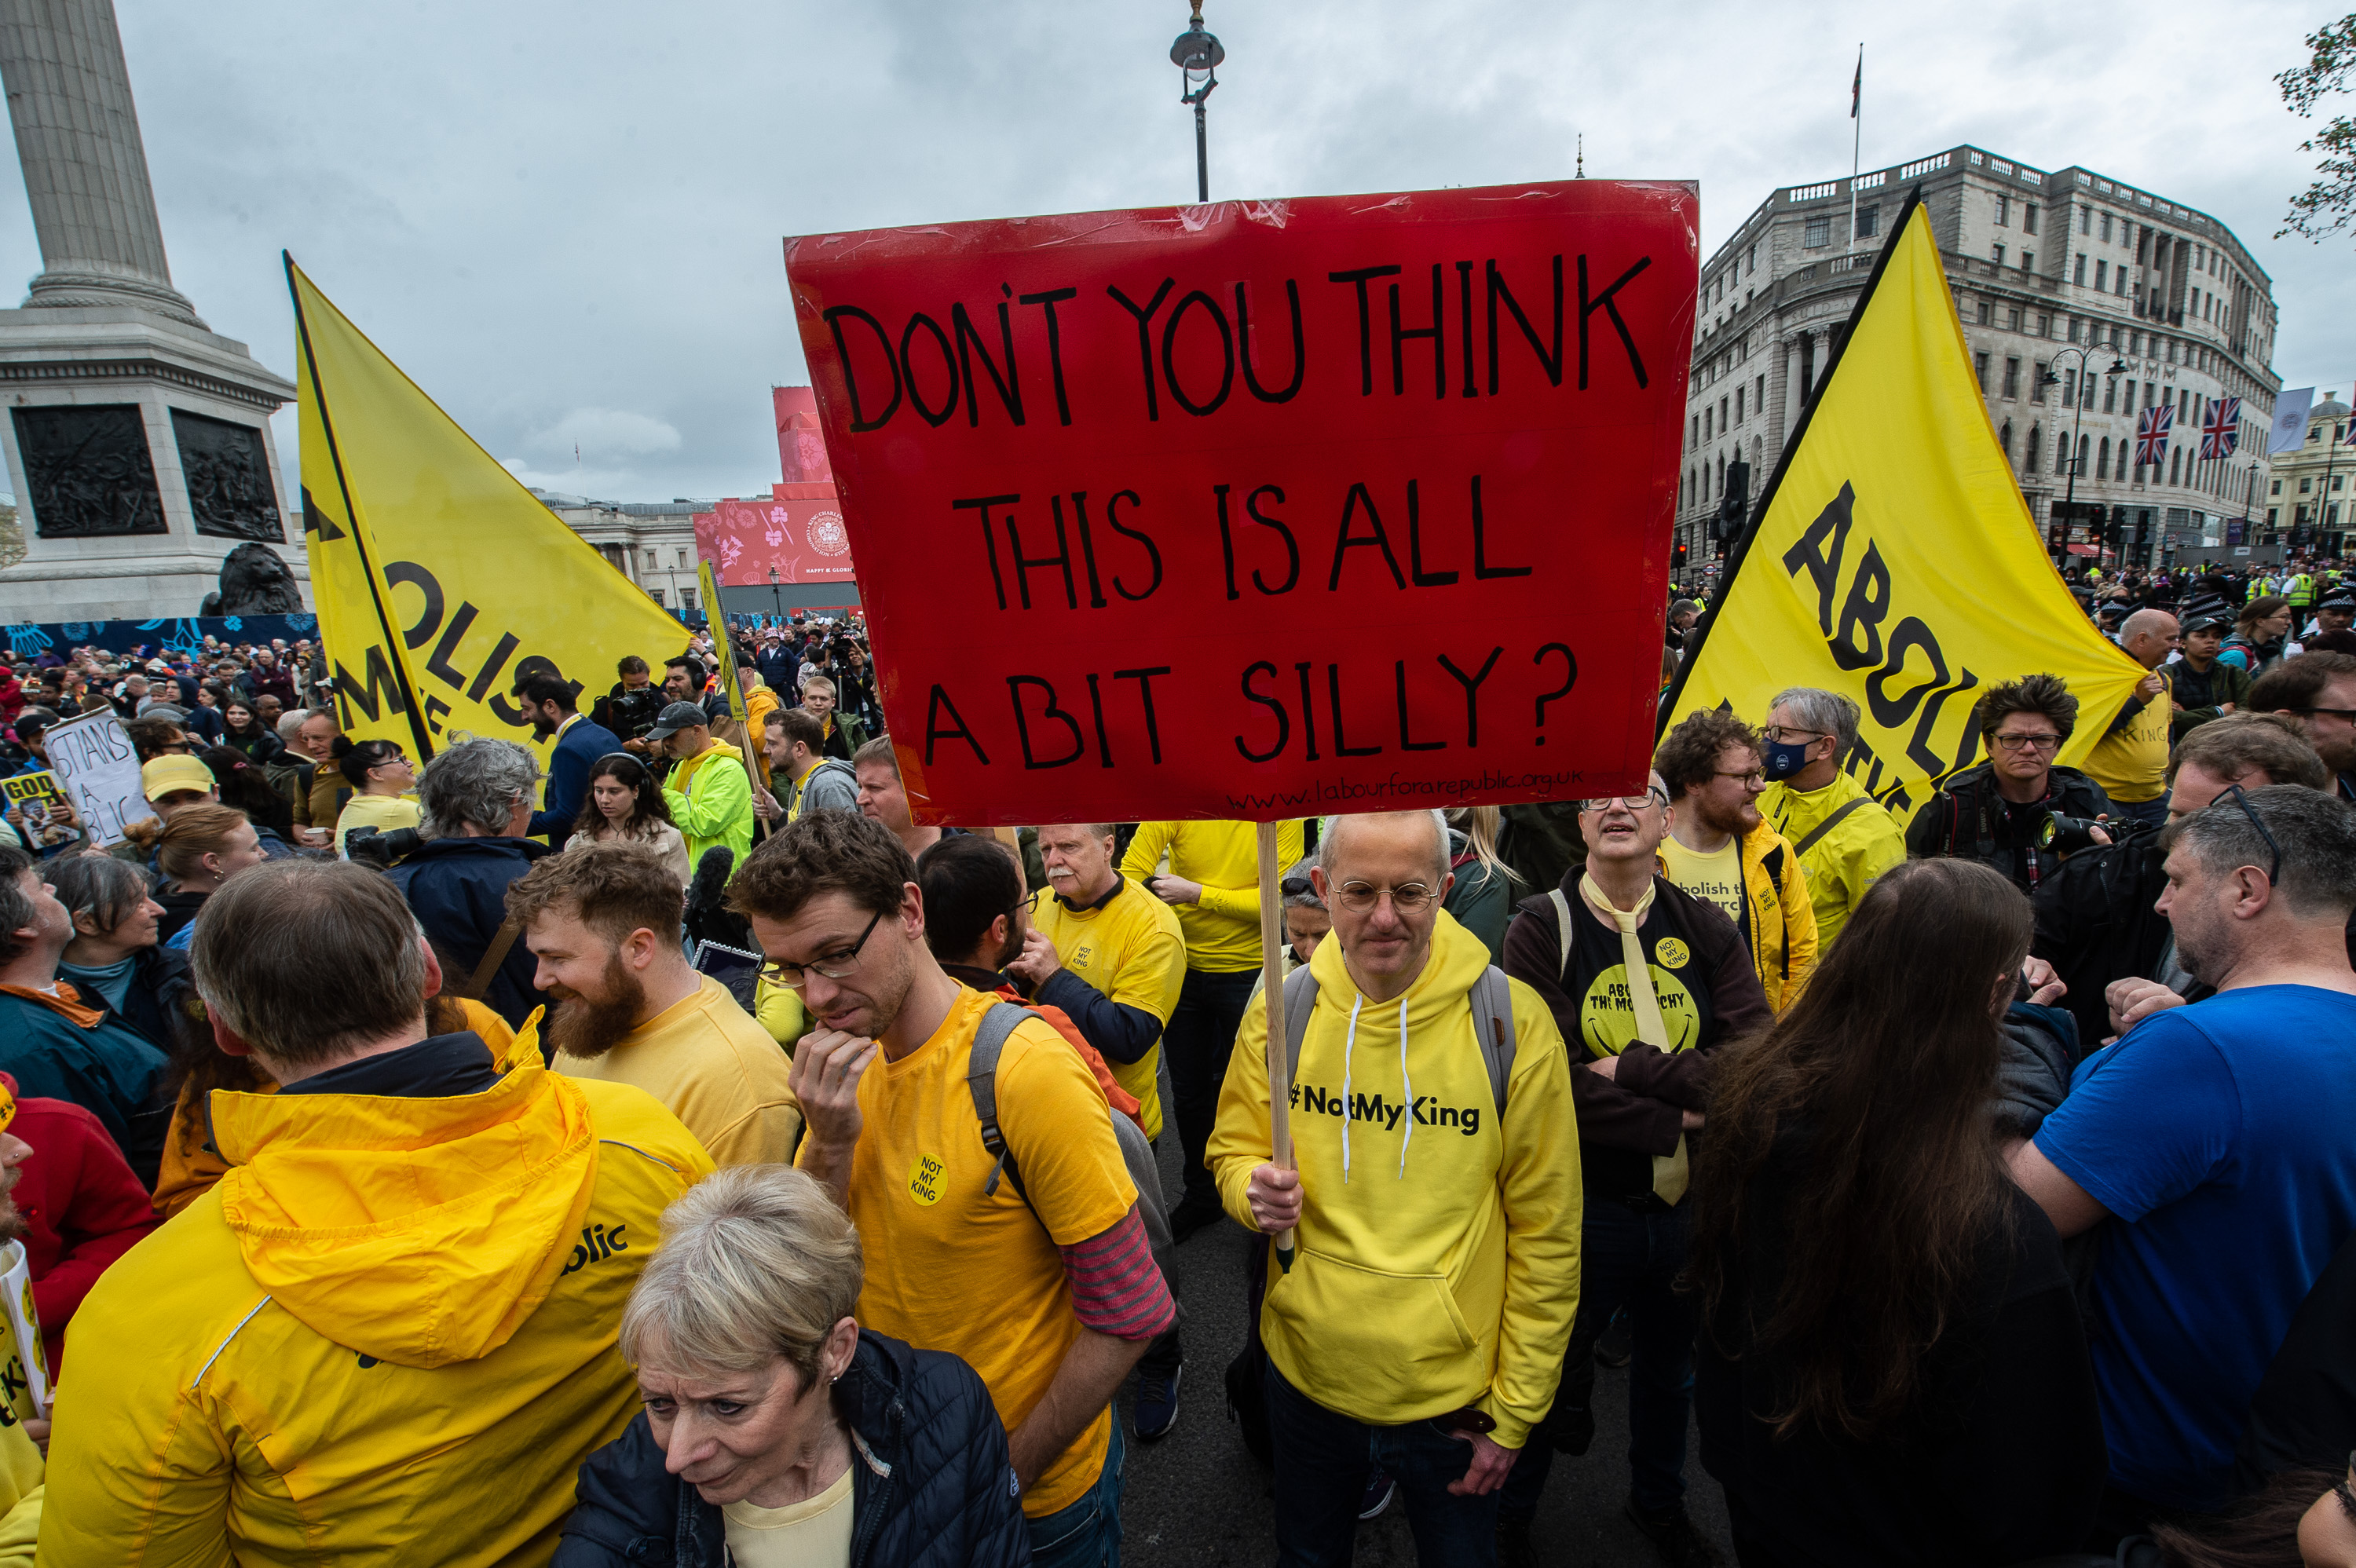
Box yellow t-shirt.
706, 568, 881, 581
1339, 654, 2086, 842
815, 985, 1136, 1517
333, 792, 420, 858
555, 974, 802, 1166
1659, 833, 1745, 930
720, 1463, 854, 1567
1119, 819, 1304, 972
2083, 690, 2171, 805
1028, 878, 1187, 1141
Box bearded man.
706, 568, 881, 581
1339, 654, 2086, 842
507, 842, 800, 1164
1653, 709, 1819, 1010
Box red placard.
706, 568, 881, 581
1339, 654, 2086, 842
785, 181, 1696, 824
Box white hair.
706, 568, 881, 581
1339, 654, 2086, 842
1322, 809, 1451, 882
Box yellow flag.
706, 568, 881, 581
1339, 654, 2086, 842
287, 257, 690, 757
1663, 202, 2142, 821
697, 559, 752, 730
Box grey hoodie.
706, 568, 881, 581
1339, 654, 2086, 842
791, 757, 860, 817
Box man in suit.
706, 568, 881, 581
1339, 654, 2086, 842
512, 672, 621, 850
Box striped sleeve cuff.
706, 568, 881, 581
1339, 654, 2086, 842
1059, 1206, 1176, 1342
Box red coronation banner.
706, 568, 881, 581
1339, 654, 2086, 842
785, 181, 1698, 824
693, 492, 859, 584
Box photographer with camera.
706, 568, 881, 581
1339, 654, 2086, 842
384, 737, 552, 1030
331, 738, 421, 859
1904, 674, 2114, 895
594, 655, 667, 753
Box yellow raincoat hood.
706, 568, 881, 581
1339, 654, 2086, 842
210, 1055, 598, 1369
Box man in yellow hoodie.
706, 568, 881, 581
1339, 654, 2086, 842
1123, 816, 1303, 1241
1209, 810, 1581, 1564
38, 861, 712, 1566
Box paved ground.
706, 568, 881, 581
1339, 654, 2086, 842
1113, 1112, 1736, 1566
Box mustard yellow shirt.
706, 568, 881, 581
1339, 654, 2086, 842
554, 974, 801, 1166
1118, 819, 1304, 973
2083, 691, 2170, 805
1029, 878, 1187, 1140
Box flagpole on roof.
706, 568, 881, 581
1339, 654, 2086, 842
1846, 45, 1862, 254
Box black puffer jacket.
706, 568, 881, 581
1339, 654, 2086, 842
551, 1329, 1030, 1568
2030, 832, 2170, 1054
1904, 761, 2112, 895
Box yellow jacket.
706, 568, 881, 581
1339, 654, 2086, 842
1119, 819, 1303, 973
1759, 773, 1905, 955
1207, 913, 1582, 1447
42, 1050, 712, 1566
1729, 822, 1819, 1011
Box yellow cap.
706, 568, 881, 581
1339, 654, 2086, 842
140, 755, 216, 801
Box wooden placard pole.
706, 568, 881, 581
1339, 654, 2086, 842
1257, 821, 1296, 1271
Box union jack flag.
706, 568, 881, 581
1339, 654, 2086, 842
2136, 404, 2172, 468
2201, 397, 2242, 461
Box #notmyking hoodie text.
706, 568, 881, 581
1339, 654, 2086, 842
1207, 912, 1582, 1447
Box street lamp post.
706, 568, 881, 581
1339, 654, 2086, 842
2040, 345, 2129, 563
1171, 4, 1223, 203
768, 566, 783, 624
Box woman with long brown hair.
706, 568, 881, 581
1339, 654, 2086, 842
1687, 857, 2104, 1566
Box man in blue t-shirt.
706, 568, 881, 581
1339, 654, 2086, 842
2011, 784, 2356, 1533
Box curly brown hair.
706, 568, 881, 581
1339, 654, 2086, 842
1653, 708, 1762, 799
504, 840, 684, 946
726, 808, 914, 926
1973, 673, 2078, 742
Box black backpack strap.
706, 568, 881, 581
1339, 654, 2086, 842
1791, 795, 1873, 858
967, 1001, 1034, 1201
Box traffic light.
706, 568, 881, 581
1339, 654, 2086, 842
1713, 459, 1751, 541
1672, 539, 1688, 570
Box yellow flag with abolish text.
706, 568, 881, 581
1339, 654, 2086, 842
289, 257, 691, 757
1663, 200, 2142, 821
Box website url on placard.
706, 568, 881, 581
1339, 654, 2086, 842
1222, 768, 1592, 813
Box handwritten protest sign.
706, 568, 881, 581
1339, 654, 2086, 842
42, 709, 153, 846
786, 181, 1696, 824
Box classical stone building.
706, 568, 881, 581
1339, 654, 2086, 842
529, 491, 712, 615
1673, 144, 2281, 590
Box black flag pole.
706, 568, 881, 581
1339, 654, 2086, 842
1656, 183, 1926, 732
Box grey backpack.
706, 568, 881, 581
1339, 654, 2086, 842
968, 1001, 1175, 1255
1279, 963, 1520, 1116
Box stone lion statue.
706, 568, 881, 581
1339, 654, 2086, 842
202, 542, 304, 616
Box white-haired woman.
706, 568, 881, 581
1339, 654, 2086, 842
552, 1165, 1028, 1568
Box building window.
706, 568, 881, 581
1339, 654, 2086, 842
2103, 377, 2117, 413
2008, 306, 2025, 331
2003, 358, 2021, 398
1804, 215, 1830, 248
1996, 195, 2010, 226
2032, 361, 2049, 401
1857, 204, 1879, 238
1975, 352, 1991, 391
2036, 313, 2051, 337
2116, 268, 2128, 297
1992, 243, 2007, 266
2025, 203, 2040, 235
2303, 477, 2315, 493
2094, 260, 2108, 291
676, 549, 690, 568
2061, 367, 2076, 404
2268, 507, 2279, 525
1977, 301, 1992, 325
2000, 419, 2014, 455
2021, 253, 2033, 274
642, 550, 657, 570
1755, 372, 1766, 412
2074, 254, 2087, 284
2026, 425, 2041, 471
2080, 206, 2093, 235
1746, 242, 1758, 273
2100, 211, 2114, 243
2098, 437, 2111, 475
1735, 387, 1745, 423
2272, 478, 2283, 495
682, 589, 697, 613
1704, 408, 1713, 440
649, 588, 665, 607
1690, 413, 1699, 444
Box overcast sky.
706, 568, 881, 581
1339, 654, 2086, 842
13, 1, 2347, 505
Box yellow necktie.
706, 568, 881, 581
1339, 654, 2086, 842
1579, 872, 1689, 1205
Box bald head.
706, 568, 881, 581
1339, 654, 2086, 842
1322, 810, 1450, 884
2120, 609, 2180, 671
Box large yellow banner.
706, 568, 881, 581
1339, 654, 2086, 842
289, 258, 690, 756
1663, 203, 2142, 821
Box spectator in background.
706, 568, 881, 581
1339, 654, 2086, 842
1655, 709, 1818, 1010
2168, 612, 2252, 745
2083, 609, 2180, 829
49, 854, 192, 1063
2221, 596, 2295, 677
512, 672, 622, 851
330, 737, 420, 859
1690, 860, 2105, 1564
1441, 807, 1520, 965
1121, 816, 1306, 1244
647, 702, 755, 866
1, 1069, 162, 1383
196, 747, 296, 851
2248, 651, 2356, 803
754, 709, 857, 825
42, 859, 713, 1563
218, 699, 283, 766
1758, 687, 1906, 954
552, 1165, 1030, 1568
565, 752, 689, 885
0, 843, 171, 1187
123, 714, 192, 764
798, 674, 866, 762
148, 804, 271, 951
274, 706, 342, 850
731, 810, 1173, 1566
139, 754, 218, 821
384, 736, 551, 1031
511, 843, 800, 1167
853, 736, 949, 859
2012, 787, 2356, 1539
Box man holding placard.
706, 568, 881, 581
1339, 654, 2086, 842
1209, 809, 1580, 1566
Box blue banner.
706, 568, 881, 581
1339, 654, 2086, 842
2, 614, 320, 659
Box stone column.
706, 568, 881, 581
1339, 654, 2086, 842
0, 0, 200, 323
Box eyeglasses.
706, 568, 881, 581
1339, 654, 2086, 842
1715, 769, 1768, 788
1762, 726, 1828, 745
1331, 881, 1436, 915
759, 908, 886, 989
2290, 706, 2356, 725
2208, 783, 2281, 886
1991, 732, 2064, 753
1579, 788, 1669, 813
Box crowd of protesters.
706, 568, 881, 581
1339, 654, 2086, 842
0, 585, 2351, 1568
